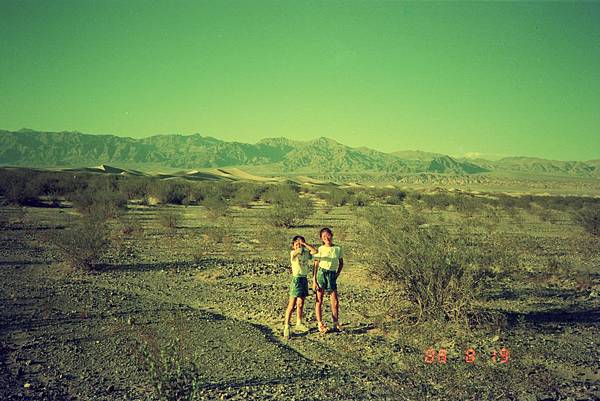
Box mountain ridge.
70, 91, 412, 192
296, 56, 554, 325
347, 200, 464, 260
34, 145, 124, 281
1, 129, 598, 178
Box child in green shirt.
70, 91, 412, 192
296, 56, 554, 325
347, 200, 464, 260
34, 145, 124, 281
312, 227, 344, 333
283, 235, 318, 339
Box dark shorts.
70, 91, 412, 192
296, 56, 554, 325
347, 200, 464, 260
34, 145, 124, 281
316, 268, 338, 293
289, 276, 309, 298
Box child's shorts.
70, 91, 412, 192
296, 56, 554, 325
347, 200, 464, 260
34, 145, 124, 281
289, 276, 309, 298
316, 268, 338, 293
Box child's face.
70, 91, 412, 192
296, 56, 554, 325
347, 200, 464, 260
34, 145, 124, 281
293, 240, 302, 250
321, 231, 333, 245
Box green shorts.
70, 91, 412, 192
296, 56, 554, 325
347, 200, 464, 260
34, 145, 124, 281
289, 276, 309, 298
316, 268, 338, 293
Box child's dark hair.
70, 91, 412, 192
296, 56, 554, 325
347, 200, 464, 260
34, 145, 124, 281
319, 227, 333, 240
291, 235, 305, 249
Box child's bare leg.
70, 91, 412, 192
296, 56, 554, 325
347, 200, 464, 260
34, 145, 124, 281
330, 291, 340, 325
315, 289, 325, 327
284, 297, 296, 326
295, 297, 305, 324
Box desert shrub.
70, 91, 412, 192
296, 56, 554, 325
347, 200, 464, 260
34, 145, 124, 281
134, 325, 202, 401
378, 188, 406, 205
259, 184, 314, 228
574, 204, 600, 236
202, 195, 228, 219
453, 195, 482, 216
158, 210, 182, 236
50, 216, 112, 270
118, 176, 154, 201
321, 188, 351, 207
359, 206, 482, 325
68, 186, 127, 220
496, 194, 517, 210
263, 201, 313, 228
421, 193, 453, 210
152, 181, 193, 205
261, 184, 299, 204
231, 183, 266, 208
193, 182, 237, 203
0, 169, 43, 206
350, 191, 370, 207
262, 190, 314, 228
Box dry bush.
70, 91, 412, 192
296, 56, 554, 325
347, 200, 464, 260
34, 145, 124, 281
132, 322, 202, 401
320, 188, 351, 207
202, 195, 229, 219
574, 204, 600, 236
68, 186, 127, 220
49, 216, 112, 270
158, 210, 181, 232
263, 202, 314, 228
261, 185, 314, 228
231, 183, 267, 208
350, 191, 370, 207
359, 206, 483, 326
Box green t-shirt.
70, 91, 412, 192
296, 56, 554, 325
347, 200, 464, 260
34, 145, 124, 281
290, 248, 312, 277
314, 245, 343, 271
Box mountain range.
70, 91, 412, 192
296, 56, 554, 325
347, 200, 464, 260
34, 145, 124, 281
1, 129, 599, 178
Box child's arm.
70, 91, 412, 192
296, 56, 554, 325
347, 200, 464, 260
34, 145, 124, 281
302, 240, 318, 255
336, 258, 344, 278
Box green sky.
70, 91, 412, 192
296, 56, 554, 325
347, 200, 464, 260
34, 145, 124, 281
1, 0, 599, 161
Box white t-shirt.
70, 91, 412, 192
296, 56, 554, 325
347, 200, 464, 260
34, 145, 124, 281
314, 245, 343, 271
290, 248, 312, 277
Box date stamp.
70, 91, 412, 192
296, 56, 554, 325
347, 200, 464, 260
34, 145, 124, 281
424, 347, 510, 364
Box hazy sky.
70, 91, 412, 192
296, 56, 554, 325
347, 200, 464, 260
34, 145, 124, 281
1, 0, 599, 161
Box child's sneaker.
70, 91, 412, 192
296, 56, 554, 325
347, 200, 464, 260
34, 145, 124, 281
295, 322, 309, 333
283, 324, 290, 339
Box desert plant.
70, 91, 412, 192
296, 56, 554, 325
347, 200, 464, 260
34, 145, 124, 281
574, 204, 600, 236
231, 183, 267, 208
202, 195, 228, 219
118, 176, 154, 201
153, 181, 193, 205
49, 216, 112, 270
0, 171, 42, 206
321, 188, 351, 207
68, 183, 128, 220
359, 206, 481, 325
134, 325, 203, 401
261, 184, 299, 204
263, 197, 314, 228
350, 191, 370, 207
382, 189, 407, 205
157, 209, 182, 238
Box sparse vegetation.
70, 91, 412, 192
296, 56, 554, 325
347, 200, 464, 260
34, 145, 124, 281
49, 216, 113, 270
134, 324, 202, 401
262, 185, 314, 228
1, 167, 599, 401
360, 206, 482, 325
574, 204, 600, 236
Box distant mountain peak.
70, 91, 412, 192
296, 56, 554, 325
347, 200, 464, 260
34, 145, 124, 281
311, 136, 341, 145
0, 129, 597, 178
